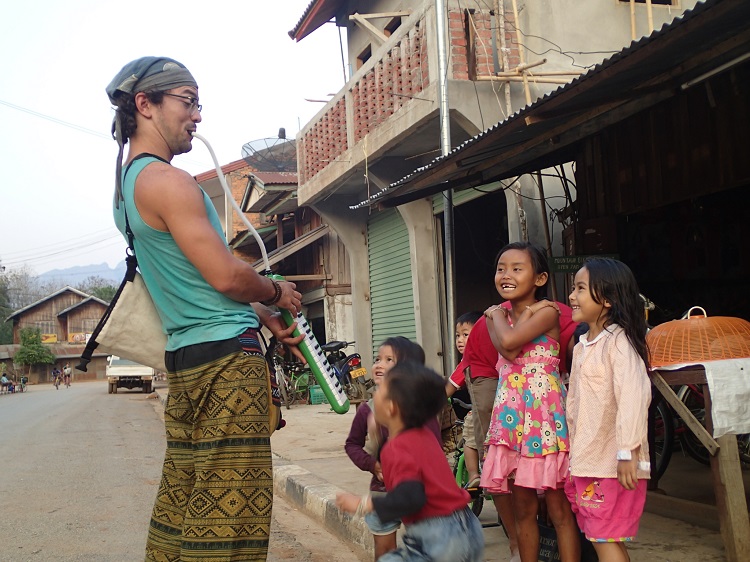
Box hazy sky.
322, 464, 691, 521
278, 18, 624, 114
0, 1, 346, 278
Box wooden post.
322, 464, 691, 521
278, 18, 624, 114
705, 386, 750, 561
630, 0, 637, 41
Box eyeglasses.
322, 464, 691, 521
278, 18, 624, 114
163, 92, 202, 114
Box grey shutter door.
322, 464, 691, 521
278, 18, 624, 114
367, 209, 416, 359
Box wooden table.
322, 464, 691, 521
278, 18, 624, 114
650, 366, 750, 562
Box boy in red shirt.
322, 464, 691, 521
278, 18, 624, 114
337, 362, 484, 561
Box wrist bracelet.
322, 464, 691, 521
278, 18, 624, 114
261, 279, 282, 306
525, 305, 534, 315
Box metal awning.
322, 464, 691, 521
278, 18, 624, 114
247, 190, 298, 214
252, 224, 330, 271
353, 0, 750, 208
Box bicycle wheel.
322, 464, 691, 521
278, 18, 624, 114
294, 371, 311, 403
452, 441, 484, 518
649, 395, 674, 480
276, 364, 292, 409
678, 385, 711, 466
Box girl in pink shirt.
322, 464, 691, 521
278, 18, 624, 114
566, 258, 651, 562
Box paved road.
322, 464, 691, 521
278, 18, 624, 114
0, 381, 366, 562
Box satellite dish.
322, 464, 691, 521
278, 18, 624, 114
241, 128, 297, 172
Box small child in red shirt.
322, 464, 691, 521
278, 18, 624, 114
337, 362, 484, 562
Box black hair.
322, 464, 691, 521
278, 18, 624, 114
494, 241, 550, 300
583, 258, 650, 369
384, 361, 446, 429
380, 336, 425, 365
110, 90, 165, 143
456, 311, 482, 326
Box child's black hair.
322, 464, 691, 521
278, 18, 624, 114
494, 241, 550, 300
384, 361, 446, 429
380, 336, 425, 365
583, 257, 650, 369
456, 311, 482, 326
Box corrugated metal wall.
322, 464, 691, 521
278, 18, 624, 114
367, 209, 416, 360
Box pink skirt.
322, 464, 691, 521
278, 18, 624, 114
480, 443, 569, 493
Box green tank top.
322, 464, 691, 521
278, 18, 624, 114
113, 155, 259, 351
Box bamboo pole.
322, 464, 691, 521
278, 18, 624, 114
497, 0, 513, 112
476, 75, 572, 85
630, 0, 637, 41
646, 0, 654, 34
510, 0, 531, 105
494, 70, 582, 77
515, 58, 547, 73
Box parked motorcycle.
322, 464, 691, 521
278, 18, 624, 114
320, 341, 368, 401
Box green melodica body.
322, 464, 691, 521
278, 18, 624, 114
270, 275, 350, 414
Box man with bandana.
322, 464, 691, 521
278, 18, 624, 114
106, 56, 303, 561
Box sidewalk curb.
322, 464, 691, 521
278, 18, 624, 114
272, 457, 373, 559
155, 387, 373, 558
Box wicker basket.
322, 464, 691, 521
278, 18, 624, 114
647, 306, 750, 368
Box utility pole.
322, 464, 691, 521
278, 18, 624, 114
435, 0, 456, 368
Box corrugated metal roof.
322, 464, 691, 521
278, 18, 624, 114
354, 0, 745, 208
288, 0, 343, 41
194, 158, 253, 183
5, 286, 92, 321
56, 296, 109, 316
251, 171, 298, 186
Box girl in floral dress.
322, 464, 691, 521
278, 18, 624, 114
481, 242, 579, 562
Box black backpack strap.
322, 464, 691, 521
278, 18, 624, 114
76, 253, 138, 372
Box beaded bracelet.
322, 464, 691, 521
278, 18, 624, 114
261, 279, 282, 306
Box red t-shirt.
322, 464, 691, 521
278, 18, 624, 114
452, 301, 578, 387
381, 426, 470, 524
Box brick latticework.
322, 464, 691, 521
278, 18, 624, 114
298, 8, 519, 185
299, 21, 428, 184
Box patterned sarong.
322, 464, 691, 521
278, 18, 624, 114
146, 328, 273, 562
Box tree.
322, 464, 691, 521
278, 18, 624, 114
76, 275, 117, 303
0, 262, 11, 344
14, 327, 56, 375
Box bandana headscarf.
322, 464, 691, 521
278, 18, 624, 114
106, 57, 198, 207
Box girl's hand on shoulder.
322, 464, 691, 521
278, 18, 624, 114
617, 457, 639, 490
527, 300, 560, 315
484, 304, 506, 320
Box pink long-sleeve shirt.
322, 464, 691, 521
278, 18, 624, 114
566, 325, 651, 479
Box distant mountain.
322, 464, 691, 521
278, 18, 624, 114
38, 261, 126, 286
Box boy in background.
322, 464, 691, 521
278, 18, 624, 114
445, 312, 483, 488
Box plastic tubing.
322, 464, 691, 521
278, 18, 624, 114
191, 132, 271, 272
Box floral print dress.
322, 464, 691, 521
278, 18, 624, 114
480, 333, 570, 493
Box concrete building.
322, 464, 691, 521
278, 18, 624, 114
291, 0, 700, 372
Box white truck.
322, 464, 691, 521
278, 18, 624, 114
106, 356, 154, 394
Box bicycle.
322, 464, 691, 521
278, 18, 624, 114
448, 397, 493, 521
287, 362, 313, 403
272, 352, 293, 409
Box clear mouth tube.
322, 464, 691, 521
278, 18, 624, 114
191, 132, 271, 273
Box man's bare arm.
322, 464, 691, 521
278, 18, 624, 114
134, 163, 300, 311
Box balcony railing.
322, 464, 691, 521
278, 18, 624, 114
298, 17, 429, 185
